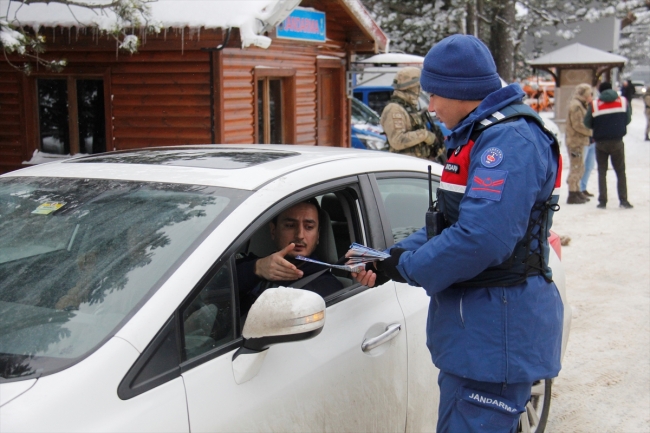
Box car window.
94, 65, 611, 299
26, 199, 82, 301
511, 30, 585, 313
181, 263, 235, 360
351, 98, 381, 127
0, 177, 249, 380
233, 188, 364, 318
376, 177, 439, 243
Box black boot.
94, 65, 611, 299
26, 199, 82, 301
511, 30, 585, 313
578, 191, 590, 202
582, 190, 594, 197
567, 191, 587, 204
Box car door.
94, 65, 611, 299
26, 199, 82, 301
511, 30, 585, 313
181, 179, 408, 432
370, 172, 443, 433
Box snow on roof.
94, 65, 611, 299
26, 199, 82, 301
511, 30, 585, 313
1, 0, 387, 51
0, 0, 298, 49
527, 43, 627, 66
339, 0, 388, 52
358, 53, 424, 65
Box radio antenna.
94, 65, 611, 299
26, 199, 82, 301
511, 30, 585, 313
428, 165, 434, 212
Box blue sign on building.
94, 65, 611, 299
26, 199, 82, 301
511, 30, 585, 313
276, 8, 326, 43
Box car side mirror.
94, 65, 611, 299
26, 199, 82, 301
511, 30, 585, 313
231, 287, 326, 384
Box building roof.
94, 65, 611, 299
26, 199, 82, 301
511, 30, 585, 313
527, 42, 627, 67
0, 0, 388, 51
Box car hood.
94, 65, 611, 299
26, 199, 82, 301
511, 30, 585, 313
0, 379, 37, 407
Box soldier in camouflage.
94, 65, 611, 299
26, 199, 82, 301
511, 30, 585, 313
380, 66, 440, 160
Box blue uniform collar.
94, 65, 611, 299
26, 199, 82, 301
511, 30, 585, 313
446, 84, 526, 149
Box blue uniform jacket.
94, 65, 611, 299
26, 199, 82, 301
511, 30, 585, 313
393, 84, 564, 383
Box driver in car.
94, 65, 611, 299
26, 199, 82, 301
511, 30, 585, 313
237, 199, 342, 314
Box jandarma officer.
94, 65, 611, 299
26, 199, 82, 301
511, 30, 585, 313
352, 35, 564, 433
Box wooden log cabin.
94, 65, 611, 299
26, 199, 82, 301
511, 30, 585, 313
0, 0, 388, 174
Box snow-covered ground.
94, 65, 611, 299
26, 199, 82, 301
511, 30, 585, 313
546, 98, 650, 432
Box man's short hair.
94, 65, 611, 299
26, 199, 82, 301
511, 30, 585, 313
272, 198, 321, 225
598, 82, 612, 93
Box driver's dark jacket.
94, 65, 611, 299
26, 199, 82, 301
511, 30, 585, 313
237, 253, 342, 313
393, 84, 563, 384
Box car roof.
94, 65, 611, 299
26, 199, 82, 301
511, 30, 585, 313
3, 145, 432, 190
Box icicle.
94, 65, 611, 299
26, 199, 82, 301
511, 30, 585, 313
52, 27, 55, 43
181, 27, 184, 55
75, 27, 78, 41
198, 27, 201, 42
116, 39, 119, 60
164, 27, 167, 40
68, 27, 71, 44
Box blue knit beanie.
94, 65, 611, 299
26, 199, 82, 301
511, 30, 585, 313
420, 34, 502, 101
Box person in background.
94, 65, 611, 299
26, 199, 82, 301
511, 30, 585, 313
584, 81, 633, 209
380, 66, 440, 160
565, 83, 593, 204
580, 136, 596, 197
353, 35, 563, 433
620, 80, 636, 113
643, 91, 650, 141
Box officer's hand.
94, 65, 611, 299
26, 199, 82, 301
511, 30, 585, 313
351, 268, 378, 287
255, 243, 303, 281
424, 130, 436, 145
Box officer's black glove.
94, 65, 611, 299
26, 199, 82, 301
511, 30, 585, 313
375, 248, 407, 284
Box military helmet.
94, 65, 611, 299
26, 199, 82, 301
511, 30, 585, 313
393, 66, 422, 91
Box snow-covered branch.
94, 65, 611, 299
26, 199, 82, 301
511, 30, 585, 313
1, 0, 160, 74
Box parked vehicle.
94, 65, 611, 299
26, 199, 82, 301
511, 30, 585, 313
631, 80, 646, 98
0, 146, 571, 433
350, 98, 387, 151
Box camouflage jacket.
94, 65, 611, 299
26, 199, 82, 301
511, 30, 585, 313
380, 95, 435, 159
566, 97, 592, 149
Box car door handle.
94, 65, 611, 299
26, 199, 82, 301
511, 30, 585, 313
361, 323, 401, 352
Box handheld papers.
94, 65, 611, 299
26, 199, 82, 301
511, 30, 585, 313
295, 243, 389, 273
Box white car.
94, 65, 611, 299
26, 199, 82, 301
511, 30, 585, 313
0, 146, 571, 433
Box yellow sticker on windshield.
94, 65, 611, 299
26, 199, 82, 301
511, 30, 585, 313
32, 202, 66, 215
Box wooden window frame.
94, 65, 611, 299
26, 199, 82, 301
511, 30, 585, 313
26, 68, 112, 156
253, 67, 296, 145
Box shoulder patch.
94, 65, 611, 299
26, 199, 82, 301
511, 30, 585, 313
467, 168, 507, 201
480, 147, 504, 168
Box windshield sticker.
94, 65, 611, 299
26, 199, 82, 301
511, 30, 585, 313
32, 202, 66, 215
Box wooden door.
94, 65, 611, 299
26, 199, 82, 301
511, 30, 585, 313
317, 65, 343, 147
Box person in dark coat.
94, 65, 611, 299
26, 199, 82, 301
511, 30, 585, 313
620, 80, 636, 114
584, 82, 633, 209
237, 199, 342, 314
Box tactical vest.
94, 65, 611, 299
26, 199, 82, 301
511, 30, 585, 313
387, 96, 431, 159
438, 103, 561, 288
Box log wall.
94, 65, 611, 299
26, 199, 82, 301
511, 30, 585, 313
0, 1, 367, 173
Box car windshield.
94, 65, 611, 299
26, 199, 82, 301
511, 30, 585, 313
0, 177, 249, 380
351, 98, 381, 126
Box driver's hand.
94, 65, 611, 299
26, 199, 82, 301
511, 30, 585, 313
255, 243, 303, 281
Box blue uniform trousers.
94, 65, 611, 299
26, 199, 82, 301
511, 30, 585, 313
437, 371, 532, 433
